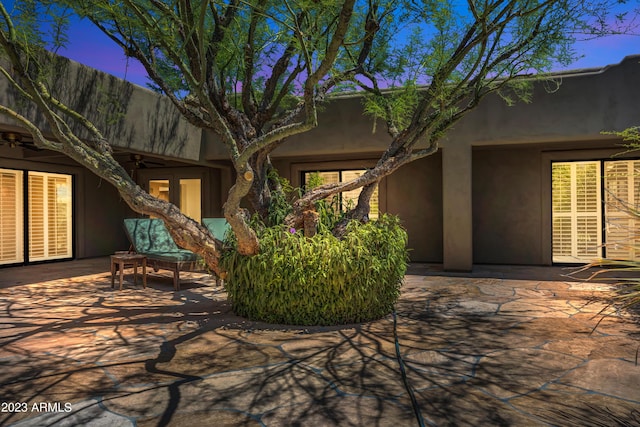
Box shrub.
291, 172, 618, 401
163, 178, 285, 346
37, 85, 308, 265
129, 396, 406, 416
220, 214, 409, 325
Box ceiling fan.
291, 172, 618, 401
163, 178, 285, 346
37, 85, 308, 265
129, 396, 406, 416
130, 153, 164, 169
128, 153, 165, 179
0, 132, 40, 151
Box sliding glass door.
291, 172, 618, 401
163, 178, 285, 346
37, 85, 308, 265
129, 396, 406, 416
552, 159, 640, 263
148, 177, 202, 222
552, 161, 602, 263
0, 169, 72, 265
604, 160, 640, 260
28, 172, 73, 261
179, 179, 202, 222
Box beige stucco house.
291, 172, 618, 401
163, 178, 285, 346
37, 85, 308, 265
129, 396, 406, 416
1, 55, 639, 271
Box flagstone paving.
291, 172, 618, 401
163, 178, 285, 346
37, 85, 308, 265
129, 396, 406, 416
0, 259, 639, 426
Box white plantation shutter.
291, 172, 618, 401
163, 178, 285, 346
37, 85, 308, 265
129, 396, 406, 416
604, 160, 640, 260
369, 185, 380, 220
49, 175, 71, 257
0, 169, 24, 265
552, 162, 602, 263
552, 163, 572, 259
28, 172, 72, 261
29, 173, 45, 259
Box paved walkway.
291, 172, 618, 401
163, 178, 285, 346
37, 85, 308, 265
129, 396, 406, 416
0, 259, 639, 426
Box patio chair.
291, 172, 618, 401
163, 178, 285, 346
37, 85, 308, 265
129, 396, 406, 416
123, 218, 203, 290
202, 217, 231, 241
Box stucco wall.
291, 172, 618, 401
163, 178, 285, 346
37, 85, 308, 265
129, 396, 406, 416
386, 154, 443, 262
202, 55, 640, 162
201, 96, 391, 161
450, 56, 640, 146
5, 54, 639, 268
0, 56, 202, 160
81, 172, 132, 257
470, 141, 640, 265
472, 148, 543, 264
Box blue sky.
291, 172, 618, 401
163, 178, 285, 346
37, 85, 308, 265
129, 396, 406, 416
55, 9, 639, 89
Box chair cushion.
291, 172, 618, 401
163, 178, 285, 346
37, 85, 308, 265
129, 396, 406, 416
202, 218, 231, 240
124, 218, 180, 253
146, 250, 201, 263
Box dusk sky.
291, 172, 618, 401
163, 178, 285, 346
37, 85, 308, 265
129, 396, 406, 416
54, 9, 639, 90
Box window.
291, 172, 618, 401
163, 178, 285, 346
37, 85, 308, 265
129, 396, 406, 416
0, 169, 24, 265
552, 161, 602, 263
303, 170, 379, 219
28, 172, 73, 262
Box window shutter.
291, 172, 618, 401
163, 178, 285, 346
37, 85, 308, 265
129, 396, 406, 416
49, 175, 71, 257
604, 160, 640, 260
552, 162, 602, 262
28, 172, 72, 261
28, 173, 46, 259
0, 169, 24, 264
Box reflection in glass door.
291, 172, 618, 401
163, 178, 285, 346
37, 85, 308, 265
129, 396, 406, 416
303, 170, 379, 219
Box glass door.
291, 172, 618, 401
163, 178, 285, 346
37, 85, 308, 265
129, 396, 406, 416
180, 178, 202, 222
551, 161, 602, 263
28, 171, 73, 262
148, 178, 202, 222
604, 160, 640, 260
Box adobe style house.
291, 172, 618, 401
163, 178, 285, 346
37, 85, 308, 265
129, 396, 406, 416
1, 55, 639, 271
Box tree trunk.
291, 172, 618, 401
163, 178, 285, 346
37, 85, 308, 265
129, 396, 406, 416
246, 152, 271, 219
223, 163, 260, 256
303, 209, 320, 237
332, 181, 377, 238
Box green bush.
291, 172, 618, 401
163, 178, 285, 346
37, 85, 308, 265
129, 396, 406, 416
220, 214, 409, 325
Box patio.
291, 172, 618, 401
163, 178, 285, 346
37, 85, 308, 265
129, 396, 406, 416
0, 258, 639, 426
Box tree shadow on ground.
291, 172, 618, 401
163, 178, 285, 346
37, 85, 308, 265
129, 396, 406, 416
1, 268, 639, 426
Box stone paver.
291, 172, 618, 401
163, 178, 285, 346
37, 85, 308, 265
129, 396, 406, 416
0, 259, 639, 426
